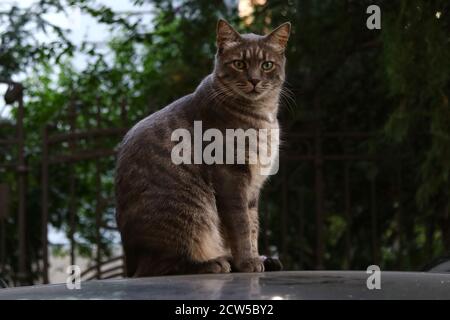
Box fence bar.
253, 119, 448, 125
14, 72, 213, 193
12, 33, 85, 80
16, 86, 27, 284
48, 149, 117, 165
0, 138, 19, 145
41, 125, 49, 284
47, 127, 128, 144
370, 177, 379, 264
95, 102, 102, 279
262, 197, 269, 255
297, 187, 305, 268
286, 154, 380, 161
344, 164, 352, 268
287, 132, 374, 139
281, 162, 287, 260
68, 100, 77, 266
0, 220, 4, 274
314, 97, 325, 270
396, 163, 404, 267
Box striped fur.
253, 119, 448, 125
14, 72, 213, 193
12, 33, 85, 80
115, 19, 290, 277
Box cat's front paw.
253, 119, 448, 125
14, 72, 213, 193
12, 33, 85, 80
233, 257, 265, 273
202, 256, 231, 273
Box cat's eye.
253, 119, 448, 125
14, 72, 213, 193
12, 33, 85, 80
261, 61, 274, 71
232, 60, 246, 70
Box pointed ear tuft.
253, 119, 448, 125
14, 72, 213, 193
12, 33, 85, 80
265, 22, 291, 53
216, 19, 241, 52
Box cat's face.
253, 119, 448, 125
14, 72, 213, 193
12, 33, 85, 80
214, 19, 290, 101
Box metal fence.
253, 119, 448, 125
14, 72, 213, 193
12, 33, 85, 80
0, 80, 27, 285
274, 131, 382, 269
40, 96, 129, 283
0, 83, 437, 285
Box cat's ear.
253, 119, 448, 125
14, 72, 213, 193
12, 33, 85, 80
216, 19, 241, 52
265, 22, 291, 53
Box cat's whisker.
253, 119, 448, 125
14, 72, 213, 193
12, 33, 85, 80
280, 88, 297, 115
280, 89, 296, 109
212, 87, 233, 105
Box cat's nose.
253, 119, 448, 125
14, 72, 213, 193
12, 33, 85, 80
249, 79, 261, 87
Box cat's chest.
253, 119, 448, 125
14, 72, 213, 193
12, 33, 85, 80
248, 122, 280, 187
212, 119, 279, 194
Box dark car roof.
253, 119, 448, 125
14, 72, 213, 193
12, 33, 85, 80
1, 271, 450, 300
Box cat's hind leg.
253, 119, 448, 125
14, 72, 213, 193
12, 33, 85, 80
184, 256, 231, 274
132, 220, 230, 277
133, 251, 231, 277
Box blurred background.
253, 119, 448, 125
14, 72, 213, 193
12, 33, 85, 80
0, 0, 449, 287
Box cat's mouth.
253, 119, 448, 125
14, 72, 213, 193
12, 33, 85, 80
241, 87, 266, 100
246, 87, 261, 95
229, 83, 265, 100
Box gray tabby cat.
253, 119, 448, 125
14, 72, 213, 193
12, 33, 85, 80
115, 19, 290, 277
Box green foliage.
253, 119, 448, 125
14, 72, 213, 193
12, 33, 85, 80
0, 0, 75, 79
381, 1, 450, 210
